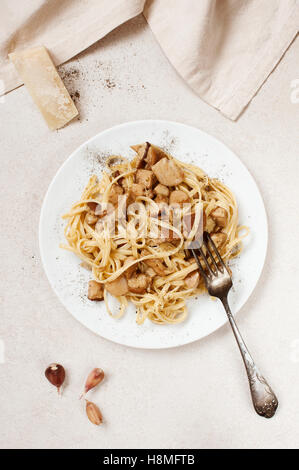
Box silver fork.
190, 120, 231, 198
190, 231, 278, 418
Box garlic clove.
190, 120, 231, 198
85, 401, 103, 425
80, 368, 104, 399
45, 363, 65, 395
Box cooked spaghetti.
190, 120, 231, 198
61, 143, 248, 325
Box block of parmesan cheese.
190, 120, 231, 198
9, 46, 78, 130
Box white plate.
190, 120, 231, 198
39, 120, 267, 349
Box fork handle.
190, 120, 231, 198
221, 296, 278, 418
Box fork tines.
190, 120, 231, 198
189, 231, 228, 282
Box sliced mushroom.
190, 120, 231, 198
131, 142, 150, 168
123, 256, 138, 279
145, 145, 168, 168
131, 143, 168, 169
85, 211, 98, 225
210, 231, 227, 249
105, 275, 128, 297
136, 169, 155, 189
88, 280, 104, 301
154, 184, 169, 197
184, 271, 200, 289
152, 158, 184, 186
141, 250, 167, 276
131, 143, 148, 156
129, 183, 145, 199
128, 273, 151, 294
87, 202, 98, 211
169, 190, 190, 206
108, 183, 124, 206
127, 183, 145, 207
210, 207, 228, 228
204, 215, 216, 233
133, 183, 146, 196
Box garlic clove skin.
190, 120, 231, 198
85, 368, 105, 393
80, 368, 104, 399
86, 401, 103, 425
45, 363, 65, 394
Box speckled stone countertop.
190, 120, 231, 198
0, 16, 298, 449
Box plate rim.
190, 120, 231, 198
39, 119, 268, 349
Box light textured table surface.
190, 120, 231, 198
0, 16, 298, 449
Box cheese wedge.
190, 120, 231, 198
9, 46, 78, 130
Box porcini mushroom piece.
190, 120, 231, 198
204, 216, 216, 233
154, 184, 169, 197
141, 251, 167, 276
88, 281, 104, 301
152, 158, 184, 186
131, 143, 148, 156
210, 232, 227, 249
87, 202, 98, 211
210, 207, 228, 228
123, 257, 138, 279
169, 190, 190, 206
136, 169, 155, 189
128, 273, 151, 294
85, 212, 98, 225
108, 183, 124, 206
184, 271, 200, 289
127, 183, 145, 207
145, 145, 168, 168
131, 142, 150, 168
105, 275, 128, 297
129, 183, 145, 199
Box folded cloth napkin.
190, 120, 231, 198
1, 0, 298, 120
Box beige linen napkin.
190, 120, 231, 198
1, 0, 298, 120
